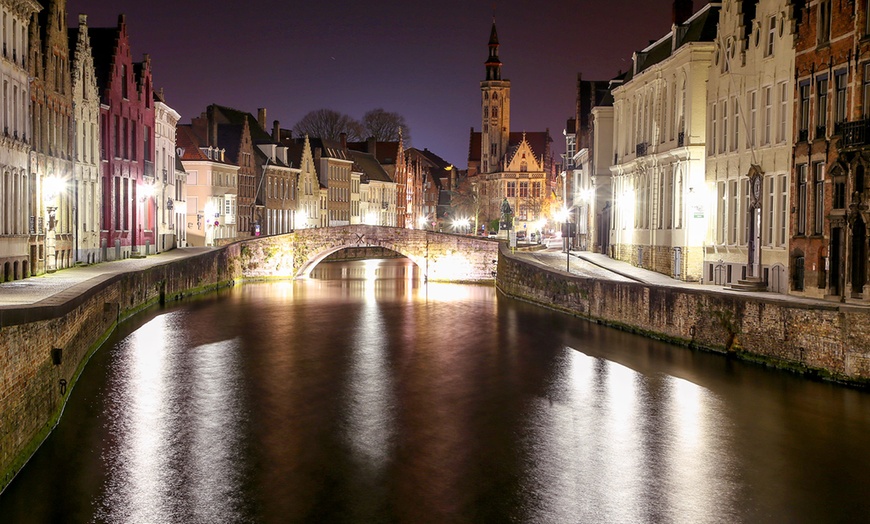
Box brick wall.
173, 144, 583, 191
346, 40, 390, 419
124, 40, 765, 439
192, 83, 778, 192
0, 245, 240, 493
496, 243, 870, 383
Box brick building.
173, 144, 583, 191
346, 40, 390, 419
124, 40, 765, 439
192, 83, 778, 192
90, 15, 155, 259
791, 0, 870, 301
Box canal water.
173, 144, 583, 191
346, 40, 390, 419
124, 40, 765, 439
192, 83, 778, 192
2, 258, 870, 523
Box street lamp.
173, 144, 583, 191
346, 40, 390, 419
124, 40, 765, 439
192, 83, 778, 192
452, 217, 470, 235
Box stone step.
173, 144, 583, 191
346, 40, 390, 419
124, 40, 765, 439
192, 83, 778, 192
729, 278, 767, 292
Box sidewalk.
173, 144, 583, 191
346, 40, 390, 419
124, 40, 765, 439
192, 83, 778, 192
0, 247, 214, 308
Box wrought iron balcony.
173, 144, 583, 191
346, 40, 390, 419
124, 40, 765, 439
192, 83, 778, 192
841, 119, 870, 148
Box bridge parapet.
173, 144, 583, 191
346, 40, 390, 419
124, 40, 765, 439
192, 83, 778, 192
236, 225, 499, 283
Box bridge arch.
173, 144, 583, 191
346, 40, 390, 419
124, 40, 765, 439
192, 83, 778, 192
237, 225, 499, 283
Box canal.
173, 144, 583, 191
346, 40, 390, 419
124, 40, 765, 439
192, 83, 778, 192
1, 257, 870, 523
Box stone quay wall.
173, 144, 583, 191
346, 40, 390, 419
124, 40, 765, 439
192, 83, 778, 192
0, 245, 242, 493
496, 243, 870, 384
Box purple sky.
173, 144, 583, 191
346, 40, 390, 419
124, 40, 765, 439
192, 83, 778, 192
67, 0, 675, 167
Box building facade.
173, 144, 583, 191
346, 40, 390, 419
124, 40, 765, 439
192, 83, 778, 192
154, 90, 180, 251
610, 3, 719, 281
0, 0, 39, 281
177, 124, 238, 246
467, 21, 554, 235
791, 0, 870, 301
705, 0, 796, 293
29, 0, 72, 273
91, 15, 155, 260
69, 13, 101, 264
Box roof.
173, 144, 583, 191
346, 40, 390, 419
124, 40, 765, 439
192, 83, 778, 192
176, 125, 210, 161
217, 124, 243, 164
210, 104, 274, 144
85, 25, 121, 99
625, 3, 720, 81
350, 150, 392, 183
304, 137, 351, 161
346, 140, 401, 165
508, 131, 550, 160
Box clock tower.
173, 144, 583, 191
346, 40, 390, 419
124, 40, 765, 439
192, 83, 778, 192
480, 21, 510, 175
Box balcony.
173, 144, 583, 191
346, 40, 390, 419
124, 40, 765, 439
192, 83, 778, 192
841, 119, 870, 148
635, 142, 648, 157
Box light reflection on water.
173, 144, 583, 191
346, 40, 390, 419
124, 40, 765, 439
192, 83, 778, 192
2, 258, 870, 523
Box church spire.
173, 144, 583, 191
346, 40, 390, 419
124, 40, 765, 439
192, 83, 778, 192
485, 21, 502, 81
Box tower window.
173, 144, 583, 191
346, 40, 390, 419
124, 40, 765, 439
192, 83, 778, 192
492, 107, 498, 118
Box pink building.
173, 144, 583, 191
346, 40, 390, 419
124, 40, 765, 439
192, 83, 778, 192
89, 15, 155, 259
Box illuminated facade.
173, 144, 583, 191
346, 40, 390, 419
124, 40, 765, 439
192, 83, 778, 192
69, 13, 101, 264
154, 91, 180, 251
610, 3, 718, 281
89, 15, 156, 260
467, 21, 554, 233
791, 0, 870, 301
176, 124, 238, 247
29, 0, 73, 273
705, 0, 795, 292
289, 134, 320, 229
0, 0, 39, 281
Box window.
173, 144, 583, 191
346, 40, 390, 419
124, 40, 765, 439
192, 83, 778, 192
532, 181, 541, 198
484, 106, 488, 118
121, 63, 128, 99
866, 0, 870, 36
729, 179, 738, 244
741, 178, 749, 244
122, 118, 128, 159
721, 99, 728, 153
506, 181, 516, 197
816, 76, 828, 138
778, 82, 789, 143
779, 175, 788, 246
766, 176, 775, 246
492, 106, 498, 118
814, 162, 825, 235
799, 81, 810, 138
131, 125, 137, 161
797, 164, 808, 235
834, 177, 846, 209
763, 86, 772, 145
519, 181, 529, 198
818, 0, 831, 45
766, 16, 776, 57
710, 101, 717, 154
748, 91, 758, 148
717, 181, 726, 244
113, 115, 120, 157
864, 64, 870, 118
732, 96, 739, 151
835, 71, 847, 126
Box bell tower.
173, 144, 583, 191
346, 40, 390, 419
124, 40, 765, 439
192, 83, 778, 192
481, 20, 510, 175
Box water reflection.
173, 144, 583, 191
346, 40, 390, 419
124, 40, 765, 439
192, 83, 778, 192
2, 258, 870, 523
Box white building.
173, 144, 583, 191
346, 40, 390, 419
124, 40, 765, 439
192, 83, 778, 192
0, 0, 39, 280
610, 2, 719, 281
69, 13, 101, 265
704, 0, 796, 292
289, 134, 320, 229
154, 90, 181, 252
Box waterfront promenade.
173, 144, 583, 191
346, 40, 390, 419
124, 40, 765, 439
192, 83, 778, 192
0, 243, 855, 311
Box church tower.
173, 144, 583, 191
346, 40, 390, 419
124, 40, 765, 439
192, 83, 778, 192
480, 21, 510, 175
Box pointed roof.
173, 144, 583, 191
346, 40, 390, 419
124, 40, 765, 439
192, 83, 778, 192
489, 21, 499, 46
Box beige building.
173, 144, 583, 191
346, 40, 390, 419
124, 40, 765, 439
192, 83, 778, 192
704, 0, 795, 292
0, 0, 39, 281
351, 149, 397, 226
177, 125, 238, 246
610, 2, 718, 281
69, 13, 101, 264
154, 91, 181, 252
288, 134, 320, 229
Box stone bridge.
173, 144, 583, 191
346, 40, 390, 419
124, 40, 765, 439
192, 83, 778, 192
235, 225, 499, 282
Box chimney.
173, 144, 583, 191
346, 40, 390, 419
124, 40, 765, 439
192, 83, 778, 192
367, 136, 377, 157
272, 120, 280, 142
258, 108, 267, 131
340, 132, 347, 150
208, 106, 218, 147
673, 0, 693, 26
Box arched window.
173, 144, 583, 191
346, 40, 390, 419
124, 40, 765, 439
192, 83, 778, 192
493, 92, 498, 100
492, 107, 498, 118
520, 161, 528, 172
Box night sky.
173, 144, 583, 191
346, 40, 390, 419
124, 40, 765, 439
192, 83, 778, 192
67, 0, 675, 167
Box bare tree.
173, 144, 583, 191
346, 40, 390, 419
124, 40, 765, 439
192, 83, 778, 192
362, 108, 411, 142
293, 109, 365, 141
